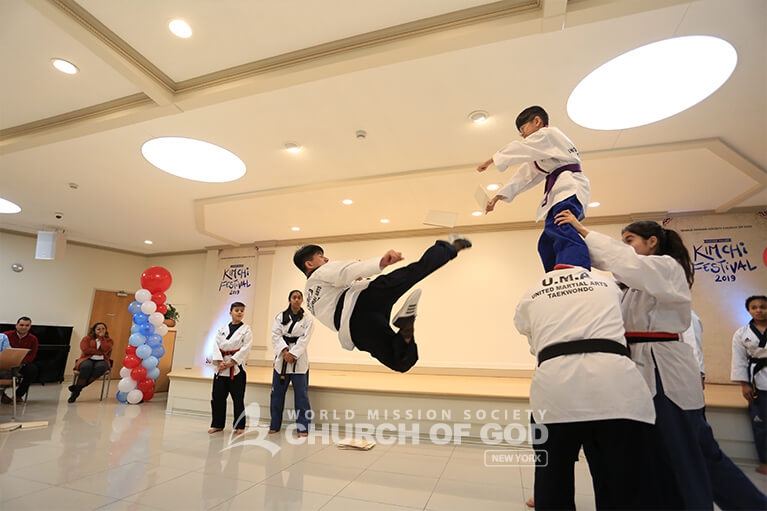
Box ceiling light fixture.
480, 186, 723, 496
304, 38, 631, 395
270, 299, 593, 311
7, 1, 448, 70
588, 201, 601, 208
472, 211, 483, 217
141, 137, 246, 183
144, 240, 153, 245
468, 110, 489, 124
51, 58, 78, 75
291, 227, 300, 231
487, 184, 500, 191
169, 19, 192, 38
342, 199, 353, 205
285, 142, 302, 153
567, 35, 737, 130
0, 197, 22, 214
380, 218, 390, 224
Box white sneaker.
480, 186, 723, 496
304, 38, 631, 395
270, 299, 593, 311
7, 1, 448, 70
393, 289, 422, 327
448, 233, 472, 249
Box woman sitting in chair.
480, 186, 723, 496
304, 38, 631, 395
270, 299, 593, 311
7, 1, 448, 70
68, 322, 113, 403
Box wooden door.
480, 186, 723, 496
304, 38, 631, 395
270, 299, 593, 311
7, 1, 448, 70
89, 290, 133, 380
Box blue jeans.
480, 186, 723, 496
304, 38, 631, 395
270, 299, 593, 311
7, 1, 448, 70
269, 369, 311, 433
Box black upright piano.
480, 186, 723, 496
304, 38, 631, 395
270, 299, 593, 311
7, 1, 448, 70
0, 323, 73, 384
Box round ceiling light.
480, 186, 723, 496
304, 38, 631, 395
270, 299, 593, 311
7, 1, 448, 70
141, 137, 246, 182
169, 19, 192, 38
51, 58, 78, 74
0, 197, 22, 214
468, 110, 489, 124
567, 35, 737, 130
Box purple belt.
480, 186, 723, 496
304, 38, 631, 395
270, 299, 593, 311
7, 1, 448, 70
539, 163, 582, 206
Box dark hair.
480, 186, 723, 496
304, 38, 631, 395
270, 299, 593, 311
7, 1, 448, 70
293, 244, 323, 275
516, 106, 549, 131
230, 301, 246, 311
281, 290, 305, 324
88, 322, 109, 339
16, 316, 31, 324
745, 295, 767, 310
622, 221, 694, 288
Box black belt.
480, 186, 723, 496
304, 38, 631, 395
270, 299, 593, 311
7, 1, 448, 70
280, 336, 300, 384
333, 289, 348, 330
537, 339, 630, 367
625, 332, 679, 344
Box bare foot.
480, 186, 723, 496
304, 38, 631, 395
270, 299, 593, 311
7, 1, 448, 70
235, 429, 245, 435
526, 497, 535, 508
756, 464, 767, 475
208, 427, 224, 434
268, 429, 279, 434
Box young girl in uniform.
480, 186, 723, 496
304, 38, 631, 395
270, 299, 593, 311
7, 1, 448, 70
555, 211, 712, 509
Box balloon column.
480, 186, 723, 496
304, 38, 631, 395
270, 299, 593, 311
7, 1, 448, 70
117, 266, 173, 404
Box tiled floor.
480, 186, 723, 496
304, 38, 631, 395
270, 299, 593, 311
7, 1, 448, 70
0, 384, 765, 510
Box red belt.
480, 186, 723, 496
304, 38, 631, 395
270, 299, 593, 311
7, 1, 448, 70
220, 349, 240, 379
625, 332, 679, 344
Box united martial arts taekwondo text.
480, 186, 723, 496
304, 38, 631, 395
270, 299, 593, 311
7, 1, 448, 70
530, 271, 609, 300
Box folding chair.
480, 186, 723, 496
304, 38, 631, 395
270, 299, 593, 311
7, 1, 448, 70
0, 348, 30, 420
71, 359, 113, 401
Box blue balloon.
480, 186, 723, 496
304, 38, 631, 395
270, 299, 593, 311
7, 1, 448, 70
147, 334, 163, 348
128, 301, 142, 315
147, 367, 160, 380
116, 390, 128, 403
136, 344, 152, 359
130, 324, 140, 334
132, 312, 148, 325
139, 322, 155, 336
129, 333, 147, 347
141, 355, 159, 370
151, 345, 166, 359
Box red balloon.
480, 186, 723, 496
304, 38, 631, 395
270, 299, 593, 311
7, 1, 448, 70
151, 291, 166, 306
142, 389, 155, 402
155, 303, 168, 315
123, 354, 141, 369
125, 345, 137, 356
137, 378, 154, 394
131, 365, 147, 381
140, 266, 172, 294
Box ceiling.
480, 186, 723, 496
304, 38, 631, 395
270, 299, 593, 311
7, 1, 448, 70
1, 0, 765, 255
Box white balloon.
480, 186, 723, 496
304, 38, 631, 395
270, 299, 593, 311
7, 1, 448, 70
119, 366, 131, 378
127, 389, 143, 404
148, 312, 165, 326
135, 289, 151, 302
118, 377, 137, 393
140, 301, 157, 315
156, 323, 169, 336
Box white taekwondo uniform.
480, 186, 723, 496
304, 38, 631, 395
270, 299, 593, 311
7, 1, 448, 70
271, 311, 313, 374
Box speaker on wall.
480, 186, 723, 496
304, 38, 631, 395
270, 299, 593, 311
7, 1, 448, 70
35, 230, 66, 260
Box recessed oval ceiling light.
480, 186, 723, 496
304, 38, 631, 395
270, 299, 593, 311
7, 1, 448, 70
468, 110, 489, 124
486, 184, 500, 191
0, 197, 22, 214
380, 218, 390, 224
588, 201, 601, 208
144, 240, 154, 245
169, 19, 192, 38
51, 58, 78, 75
141, 137, 246, 183
342, 199, 353, 205
291, 227, 300, 231
568, 35, 737, 130
284, 142, 302, 153
472, 211, 483, 217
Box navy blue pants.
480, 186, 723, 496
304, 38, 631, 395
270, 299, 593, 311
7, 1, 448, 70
698, 410, 767, 510
210, 369, 246, 430
269, 369, 311, 433
749, 390, 767, 464
538, 195, 590, 271
350, 240, 458, 373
